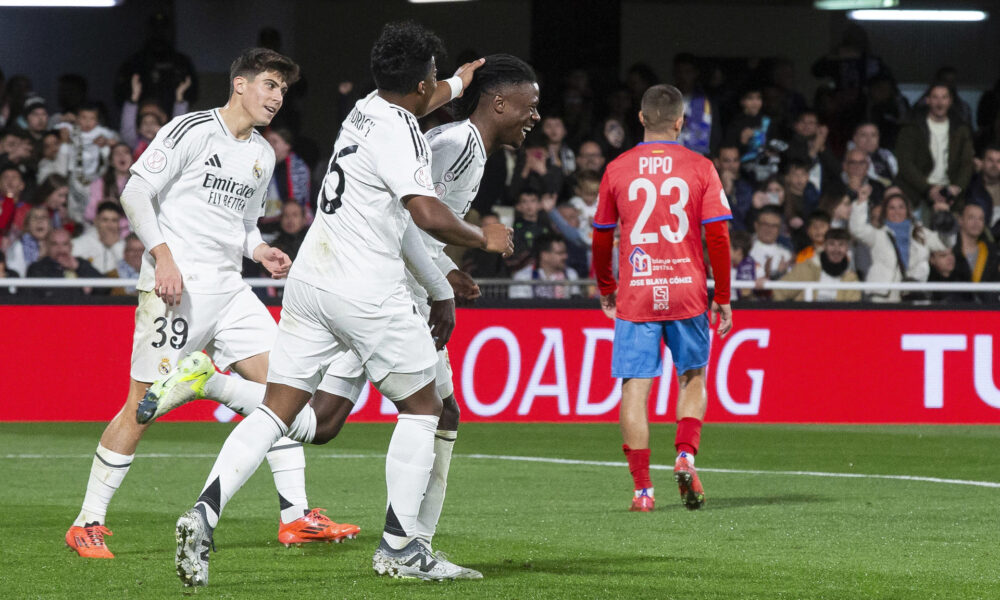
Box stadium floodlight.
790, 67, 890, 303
814, 0, 898, 9
0, 0, 121, 5
848, 9, 988, 21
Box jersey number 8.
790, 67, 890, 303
628, 176, 689, 245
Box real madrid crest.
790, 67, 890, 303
159, 358, 172, 375
253, 160, 262, 179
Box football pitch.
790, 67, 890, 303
2, 422, 998, 599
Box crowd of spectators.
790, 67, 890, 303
3, 21, 1000, 303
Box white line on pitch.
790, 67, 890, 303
4, 452, 999, 489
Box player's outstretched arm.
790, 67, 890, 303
418, 58, 485, 118
405, 194, 513, 255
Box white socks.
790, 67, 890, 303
267, 441, 310, 523
203, 373, 266, 417
74, 444, 134, 526
382, 414, 438, 550
414, 429, 457, 541
196, 406, 286, 528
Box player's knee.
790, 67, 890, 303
678, 367, 706, 388
311, 419, 345, 445
439, 394, 460, 429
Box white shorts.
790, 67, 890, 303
130, 287, 276, 382
316, 283, 455, 400
268, 278, 438, 395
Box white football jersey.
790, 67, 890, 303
130, 109, 273, 294
403, 120, 488, 301
290, 91, 435, 303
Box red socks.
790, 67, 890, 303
675, 417, 703, 456
622, 445, 652, 490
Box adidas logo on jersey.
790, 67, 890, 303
205, 154, 223, 168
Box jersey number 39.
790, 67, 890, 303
628, 176, 689, 245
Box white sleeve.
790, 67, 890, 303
242, 157, 271, 261
120, 176, 165, 251
376, 120, 435, 200
848, 200, 879, 248
433, 252, 459, 276
402, 220, 453, 301
129, 113, 205, 193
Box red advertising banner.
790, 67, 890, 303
2, 305, 999, 423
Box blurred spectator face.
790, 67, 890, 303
280, 201, 305, 234
843, 148, 870, 179
852, 124, 880, 154
885, 196, 908, 223
26, 106, 49, 134
793, 112, 818, 139
730, 242, 745, 266
785, 166, 809, 196
139, 114, 162, 140
574, 178, 600, 207
832, 195, 851, 221
959, 204, 985, 239
716, 147, 740, 176
1, 168, 25, 198
96, 208, 120, 241
982, 149, 1000, 181
765, 180, 784, 206
740, 91, 762, 117
603, 118, 625, 148
1, 134, 31, 162
25, 207, 52, 240
539, 240, 568, 272
557, 204, 580, 229
930, 250, 955, 276
110, 143, 133, 172
124, 236, 144, 270
807, 219, 829, 247
927, 86, 952, 120
577, 141, 605, 172
823, 237, 849, 264
542, 117, 566, 145
515, 192, 541, 221
754, 213, 782, 244
77, 108, 99, 133
265, 130, 292, 162
46, 229, 73, 263
42, 132, 61, 160
43, 183, 69, 211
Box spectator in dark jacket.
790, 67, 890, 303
26, 228, 106, 297
966, 144, 1000, 238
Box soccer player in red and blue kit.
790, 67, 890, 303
593, 84, 734, 512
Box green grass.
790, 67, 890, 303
2, 422, 999, 599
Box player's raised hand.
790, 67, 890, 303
447, 269, 481, 301
256, 246, 292, 279
428, 298, 456, 350
482, 223, 514, 257
453, 58, 486, 97
710, 301, 733, 338
600, 292, 617, 320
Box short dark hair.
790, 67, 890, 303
981, 143, 1000, 158
96, 200, 124, 217
640, 84, 684, 131
229, 47, 300, 93
517, 187, 541, 201
370, 21, 444, 95
783, 159, 810, 175
454, 53, 536, 120
730, 230, 753, 255
756, 205, 783, 221
76, 102, 99, 114
534, 232, 566, 256
807, 211, 831, 226
125, 232, 141, 245
825, 228, 851, 242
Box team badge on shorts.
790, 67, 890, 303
158, 358, 172, 375
253, 160, 263, 179
653, 286, 669, 311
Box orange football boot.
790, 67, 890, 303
674, 453, 706, 510
629, 488, 655, 512
66, 523, 114, 558
278, 508, 360, 547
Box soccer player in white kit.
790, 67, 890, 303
172, 23, 513, 586
64, 48, 352, 560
